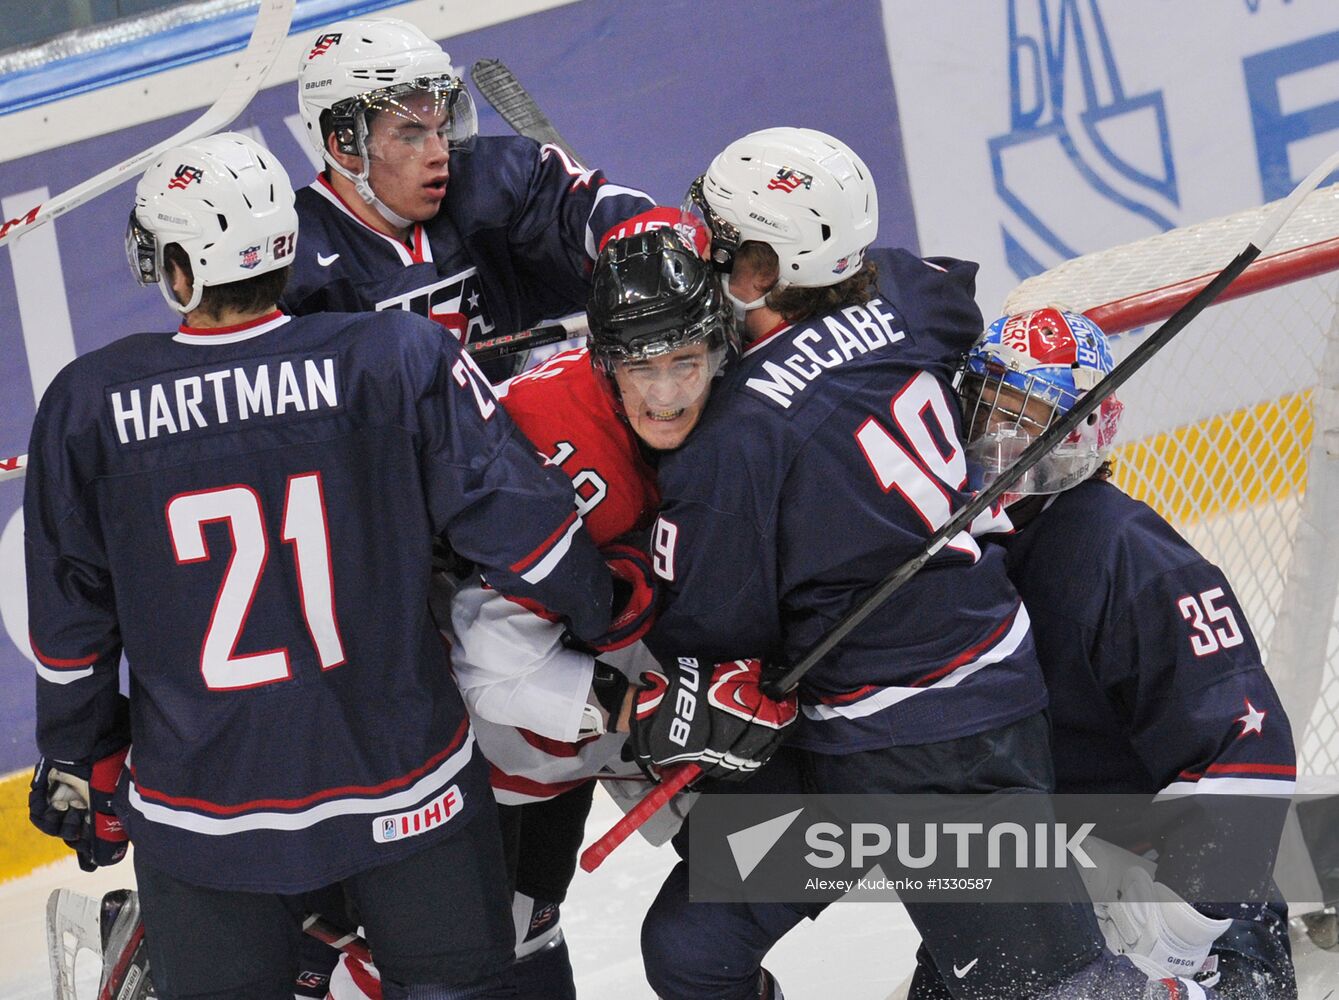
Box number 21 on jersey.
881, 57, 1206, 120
166, 472, 345, 691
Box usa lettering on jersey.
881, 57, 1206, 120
376, 266, 495, 344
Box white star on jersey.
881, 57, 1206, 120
1235, 698, 1266, 737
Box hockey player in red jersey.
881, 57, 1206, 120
635, 127, 1219, 1000
285, 16, 669, 377
959, 308, 1298, 999
327, 227, 796, 999
24, 132, 646, 1000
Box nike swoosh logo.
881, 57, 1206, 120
953, 958, 978, 978
317, 252, 340, 267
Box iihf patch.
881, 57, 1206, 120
372, 785, 463, 843
239, 245, 262, 269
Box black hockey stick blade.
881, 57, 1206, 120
465, 314, 587, 364
470, 58, 583, 164
762, 145, 1339, 699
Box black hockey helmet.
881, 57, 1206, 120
586, 227, 736, 377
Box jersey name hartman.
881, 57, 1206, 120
108, 357, 340, 444
744, 298, 906, 408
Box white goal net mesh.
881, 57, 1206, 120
1004, 184, 1339, 780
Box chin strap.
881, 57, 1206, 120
324, 152, 416, 234
722, 283, 771, 334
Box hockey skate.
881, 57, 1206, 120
47, 887, 153, 1000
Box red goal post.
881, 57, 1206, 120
1003, 182, 1339, 780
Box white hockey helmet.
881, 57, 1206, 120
297, 18, 476, 207
685, 127, 878, 290
127, 132, 298, 314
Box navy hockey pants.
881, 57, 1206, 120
135, 797, 517, 1000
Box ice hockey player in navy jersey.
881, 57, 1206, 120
24, 133, 644, 999
286, 16, 666, 377
959, 308, 1298, 999
636, 127, 1216, 1000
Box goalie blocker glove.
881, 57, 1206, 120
626, 656, 797, 782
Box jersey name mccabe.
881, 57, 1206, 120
107, 356, 340, 444
744, 297, 906, 408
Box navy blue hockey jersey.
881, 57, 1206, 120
281, 135, 654, 353
997, 479, 1296, 797
647, 251, 1048, 753
25, 309, 613, 893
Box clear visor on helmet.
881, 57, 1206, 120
338, 74, 477, 159
959, 371, 1103, 499
125, 209, 160, 286
682, 175, 740, 272
612, 339, 728, 415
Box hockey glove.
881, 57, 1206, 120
626, 656, 797, 783
1098, 865, 1232, 984
584, 544, 659, 652
29, 745, 130, 872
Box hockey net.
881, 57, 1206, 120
1003, 183, 1339, 782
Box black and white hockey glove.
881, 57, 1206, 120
29, 744, 130, 871
625, 656, 797, 783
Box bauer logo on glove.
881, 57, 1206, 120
626, 656, 797, 783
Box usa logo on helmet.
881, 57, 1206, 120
238, 245, 262, 269
307, 33, 342, 60
167, 165, 203, 190
766, 167, 814, 193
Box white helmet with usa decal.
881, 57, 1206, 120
127, 132, 298, 314
297, 17, 476, 210
685, 127, 878, 289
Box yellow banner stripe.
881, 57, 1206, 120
1110, 390, 1313, 523
0, 767, 68, 882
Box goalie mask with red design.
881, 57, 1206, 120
958, 308, 1123, 503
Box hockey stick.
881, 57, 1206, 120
469, 58, 583, 163
303, 913, 372, 964
579, 146, 1339, 873
466, 313, 587, 363
0, 0, 295, 249
0, 319, 587, 486
0, 452, 26, 483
